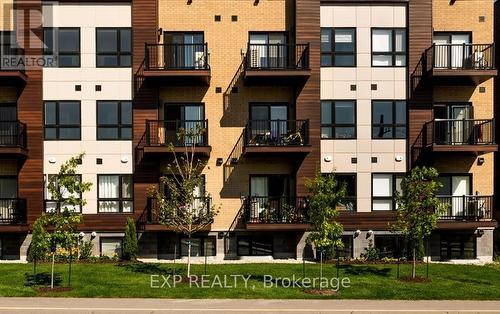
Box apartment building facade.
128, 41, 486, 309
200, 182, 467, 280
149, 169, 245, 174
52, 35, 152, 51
0, 0, 496, 262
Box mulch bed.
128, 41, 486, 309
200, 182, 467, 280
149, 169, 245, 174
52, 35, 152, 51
36, 287, 73, 293
398, 276, 431, 283
303, 289, 338, 296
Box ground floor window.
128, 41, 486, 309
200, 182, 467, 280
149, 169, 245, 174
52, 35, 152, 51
180, 236, 216, 257
440, 233, 476, 260
375, 235, 405, 258
0, 237, 3, 259
237, 236, 273, 256
100, 237, 123, 258
317, 235, 354, 259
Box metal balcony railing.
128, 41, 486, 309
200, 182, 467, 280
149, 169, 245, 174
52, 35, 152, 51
145, 120, 209, 147
424, 119, 495, 146
141, 197, 212, 224
0, 198, 27, 224
245, 43, 309, 70
0, 121, 27, 148
145, 43, 209, 70
245, 119, 309, 147
241, 196, 309, 224
427, 43, 495, 70
437, 195, 493, 220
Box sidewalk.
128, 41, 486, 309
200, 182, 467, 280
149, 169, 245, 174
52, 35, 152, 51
0, 298, 499, 314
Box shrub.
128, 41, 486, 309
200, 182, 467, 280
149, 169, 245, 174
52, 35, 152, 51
27, 218, 50, 269
79, 239, 94, 261
123, 218, 139, 261
361, 239, 380, 261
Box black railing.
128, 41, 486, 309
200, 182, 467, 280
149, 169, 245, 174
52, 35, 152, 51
438, 195, 493, 220
245, 43, 309, 70
245, 119, 309, 147
427, 43, 495, 70
142, 197, 212, 224
145, 120, 209, 147
338, 196, 357, 212
0, 198, 26, 224
242, 196, 308, 224
145, 43, 209, 70
424, 119, 495, 146
0, 121, 27, 148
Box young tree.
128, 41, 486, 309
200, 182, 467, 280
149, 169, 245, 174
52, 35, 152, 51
305, 171, 346, 285
393, 166, 448, 279
28, 218, 50, 274
40, 153, 92, 288
123, 217, 139, 261
149, 127, 218, 278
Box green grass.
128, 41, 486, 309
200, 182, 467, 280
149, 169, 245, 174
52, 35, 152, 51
0, 262, 499, 299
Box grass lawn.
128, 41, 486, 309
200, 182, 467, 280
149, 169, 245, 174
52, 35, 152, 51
0, 262, 499, 299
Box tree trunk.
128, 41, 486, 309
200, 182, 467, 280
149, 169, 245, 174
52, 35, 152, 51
51, 252, 55, 289
187, 236, 192, 278
68, 246, 72, 287
319, 250, 323, 290
33, 259, 37, 275
412, 247, 416, 279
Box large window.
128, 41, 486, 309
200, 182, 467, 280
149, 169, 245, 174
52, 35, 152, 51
372, 101, 406, 139
96, 28, 132, 67
440, 233, 476, 260
237, 236, 273, 256
44, 174, 82, 213
43, 28, 80, 67
98, 175, 133, 213
100, 237, 123, 258
321, 100, 356, 139
375, 235, 405, 258
372, 28, 406, 67
44, 101, 81, 140
372, 173, 404, 211
321, 28, 356, 67
97, 101, 132, 140
180, 236, 216, 257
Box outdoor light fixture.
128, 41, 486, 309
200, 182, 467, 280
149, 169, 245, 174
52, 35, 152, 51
91, 232, 97, 239
79, 232, 85, 238
216, 158, 223, 166
477, 157, 485, 165
354, 230, 361, 238
367, 230, 373, 238
48, 157, 56, 164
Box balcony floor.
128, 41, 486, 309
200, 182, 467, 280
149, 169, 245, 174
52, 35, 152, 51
427, 68, 497, 85
243, 145, 312, 157
244, 69, 311, 86
143, 69, 211, 86
143, 145, 211, 157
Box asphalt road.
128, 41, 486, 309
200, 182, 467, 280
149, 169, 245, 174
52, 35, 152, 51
0, 298, 499, 314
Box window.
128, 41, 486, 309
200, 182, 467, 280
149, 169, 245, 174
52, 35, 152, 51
321, 100, 356, 139
237, 236, 273, 256
96, 28, 131, 67
440, 233, 476, 260
180, 237, 216, 257
97, 101, 132, 140
98, 175, 133, 213
164, 32, 206, 69
337, 174, 356, 211
372, 101, 406, 139
375, 235, 405, 258
372, 173, 404, 211
100, 237, 123, 258
44, 174, 82, 213
44, 101, 81, 140
321, 28, 356, 67
372, 28, 406, 66
43, 28, 80, 67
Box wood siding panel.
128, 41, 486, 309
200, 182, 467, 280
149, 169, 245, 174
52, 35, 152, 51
295, 0, 320, 195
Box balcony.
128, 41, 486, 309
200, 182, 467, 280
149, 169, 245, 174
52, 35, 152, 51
242, 196, 309, 230
244, 43, 310, 85
143, 43, 210, 85
143, 120, 211, 156
242, 119, 311, 156
421, 119, 497, 154
438, 195, 493, 221
139, 197, 212, 231
423, 43, 496, 85
0, 121, 28, 156
0, 198, 27, 225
